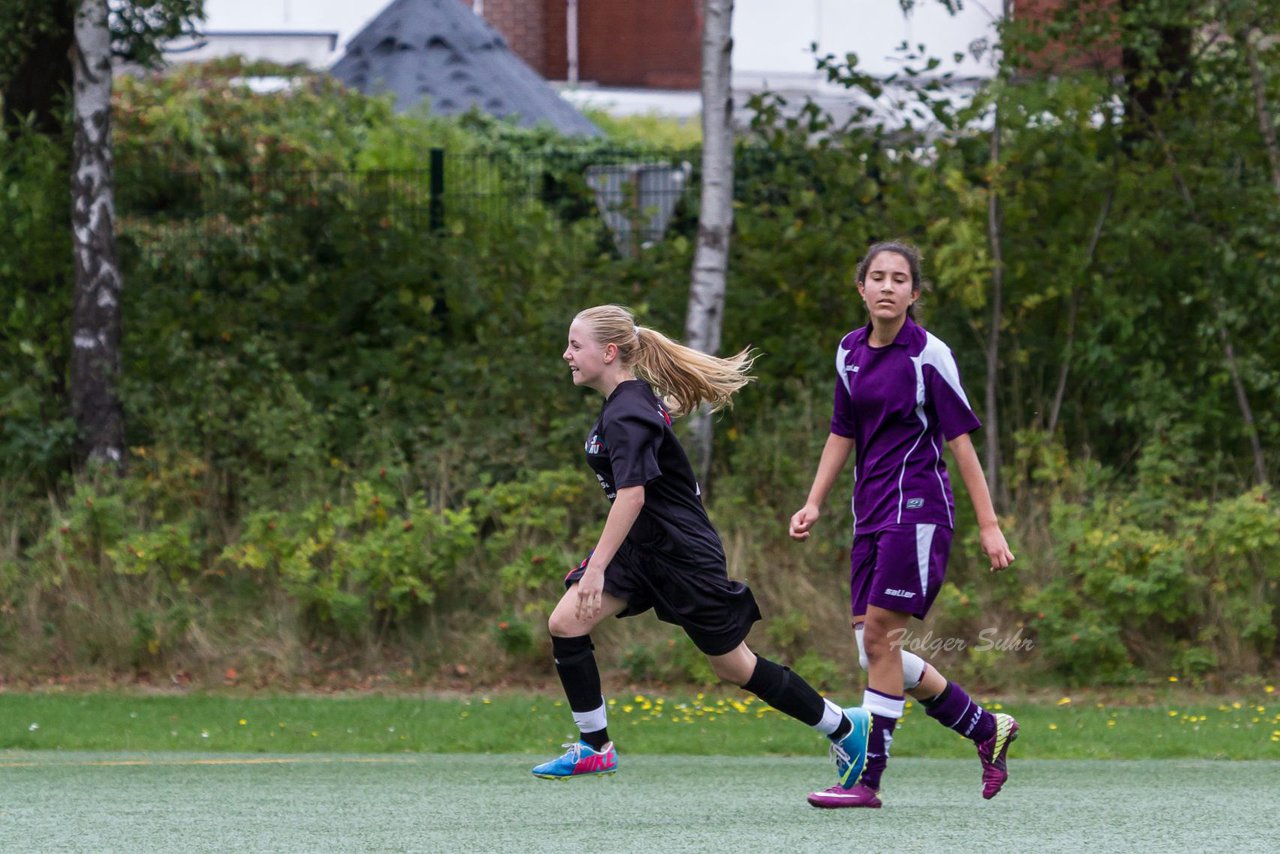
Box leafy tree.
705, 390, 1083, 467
2, 0, 204, 468
1, 0, 203, 137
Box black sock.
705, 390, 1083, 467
552, 634, 609, 750
741, 656, 825, 727
831, 715, 852, 741
579, 727, 609, 751
920, 682, 951, 709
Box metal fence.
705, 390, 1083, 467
117, 147, 704, 264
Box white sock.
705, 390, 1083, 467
815, 698, 846, 737
572, 698, 608, 735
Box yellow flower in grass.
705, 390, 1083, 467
1056, 697, 1072, 706
1048, 723, 1058, 731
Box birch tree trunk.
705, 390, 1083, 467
1241, 28, 1280, 198
1048, 192, 1112, 436
684, 0, 735, 487
984, 101, 1005, 508
1152, 120, 1269, 488
70, 0, 125, 469
980, 0, 1015, 509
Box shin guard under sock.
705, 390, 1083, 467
553, 634, 609, 749
742, 656, 826, 727
921, 681, 996, 744
859, 688, 904, 790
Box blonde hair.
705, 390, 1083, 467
573, 304, 756, 416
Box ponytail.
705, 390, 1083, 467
573, 305, 757, 416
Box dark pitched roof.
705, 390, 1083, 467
330, 0, 601, 137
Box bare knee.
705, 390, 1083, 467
861, 627, 897, 666
547, 614, 573, 638
547, 604, 584, 638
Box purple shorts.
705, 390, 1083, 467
849, 523, 953, 620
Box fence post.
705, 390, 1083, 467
429, 148, 445, 232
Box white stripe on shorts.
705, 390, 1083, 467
915, 523, 937, 602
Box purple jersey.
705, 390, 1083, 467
830, 317, 981, 534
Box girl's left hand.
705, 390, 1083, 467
980, 524, 1015, 572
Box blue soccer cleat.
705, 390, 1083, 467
531, 741, 618, 779
830, 707, 871, 788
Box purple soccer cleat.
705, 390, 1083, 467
977, 712, 1019, 799
807, 782, 882, 809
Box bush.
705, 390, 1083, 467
223, 477, 477, 640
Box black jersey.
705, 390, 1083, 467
585, 379, 725, 568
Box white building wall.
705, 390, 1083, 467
733, 0, 999, 86
200, 0, 1000, 79
166, 32, 338, 68
194, 0, 1002, 118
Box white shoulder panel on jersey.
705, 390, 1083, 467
837, 343, 854, 395
917, 331, 972, 409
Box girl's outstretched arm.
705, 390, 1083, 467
947, 432, 1015, 571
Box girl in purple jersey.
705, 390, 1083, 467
790, 241, 1018, 808
533, 304, 871, 786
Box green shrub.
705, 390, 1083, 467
223, 478, 477, 639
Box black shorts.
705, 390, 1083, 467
564, 540, 761, 656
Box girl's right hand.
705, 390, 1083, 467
789, 504, 820, 541
575, 568, 606, 622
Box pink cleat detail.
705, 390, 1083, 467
807, 782, 882, 809
532, 741, 618, 779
